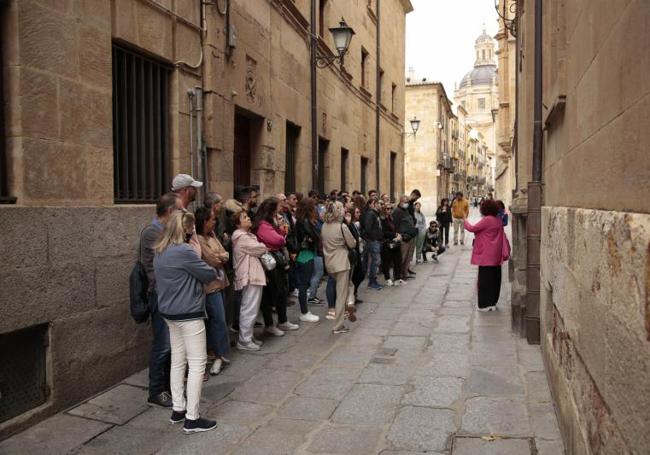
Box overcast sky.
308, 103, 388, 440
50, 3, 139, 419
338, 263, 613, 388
405, 0, 498, 104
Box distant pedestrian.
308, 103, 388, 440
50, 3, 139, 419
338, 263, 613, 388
295, 198, 321, 319
451, 191, 469, 246
435, 198, 452, 246
380, 201, 402, 285
153, 211, 219, 433
496, 200, 509, 226
464, 199, 511, 312
414, 202, 427, 263
392, 195, 418, 280
362, 197, 384, 290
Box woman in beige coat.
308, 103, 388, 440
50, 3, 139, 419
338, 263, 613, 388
321, 201, 357, 334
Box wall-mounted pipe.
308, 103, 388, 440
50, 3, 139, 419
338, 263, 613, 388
375, 0, 381, 192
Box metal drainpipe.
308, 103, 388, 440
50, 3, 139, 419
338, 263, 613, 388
525, 0, 543, 344
188, 91, 195, 179
310, 0, 318, 191
195, 86, 205, 203
375, 0, 381, 192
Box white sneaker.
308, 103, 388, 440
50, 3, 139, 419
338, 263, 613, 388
395, 279, 405, 285
385, 279, 394, 287
300, 312, 320, 323
278, 321, 300, 331
292, 289, 299, 297
209, 358, 223, 375
237, 341, 260, 351
478, 307, 490, 312
265, 326, 285, 337
488, 306, 497, 312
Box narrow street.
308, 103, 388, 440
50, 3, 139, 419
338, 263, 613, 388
0, 213, 563, 455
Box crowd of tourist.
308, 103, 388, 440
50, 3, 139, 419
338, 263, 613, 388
135, 173, 509, 434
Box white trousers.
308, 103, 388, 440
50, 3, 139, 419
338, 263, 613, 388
453, 218, 465, 243
238, 284, 264, 343
166, 319, 207, 420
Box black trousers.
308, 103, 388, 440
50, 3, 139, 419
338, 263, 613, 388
478, 265, 502, 308
440, 223, 450, 245
262, 266, 288, 326
381, 243, 402, 281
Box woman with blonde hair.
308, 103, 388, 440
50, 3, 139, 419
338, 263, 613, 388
320, 201, 357, 334
153, 210, 219, 433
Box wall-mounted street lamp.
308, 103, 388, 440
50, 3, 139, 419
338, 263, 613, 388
404, 117, 421, 139
316, 18, 356, 68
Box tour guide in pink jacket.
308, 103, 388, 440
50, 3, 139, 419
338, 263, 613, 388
463, 199, 511, 311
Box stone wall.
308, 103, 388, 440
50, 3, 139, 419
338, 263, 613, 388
0, 206, 152, 439
540, 207, 650, 454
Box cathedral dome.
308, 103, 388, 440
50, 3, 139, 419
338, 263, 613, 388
459, 64, 497, 88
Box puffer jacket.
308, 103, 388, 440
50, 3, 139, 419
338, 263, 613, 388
232, 229, 267, 290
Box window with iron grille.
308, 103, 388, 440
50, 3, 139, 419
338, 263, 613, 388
390, 152, 396, 200
0, 324, 49, 423
112, 44, 171, 203
340, 148, 349, 192
0, 0, 15, 204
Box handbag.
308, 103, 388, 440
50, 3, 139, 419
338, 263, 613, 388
260, 252, 277, 271
341, 223, 359, 267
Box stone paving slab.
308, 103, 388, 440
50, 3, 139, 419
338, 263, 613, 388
0, 414, 112, 455
67, 384, 149, 425
1, 223, 565, 454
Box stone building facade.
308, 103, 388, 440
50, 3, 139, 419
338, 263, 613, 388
494, 0, 516, 208
0, 0, 412, 438
511, 0, 650, 453
454, 28, 498, 196
404, 80, 454, 215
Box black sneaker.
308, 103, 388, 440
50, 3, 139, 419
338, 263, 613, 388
183, 417, 218, 434
170, 410, 186, 424
148, 391, 172, 408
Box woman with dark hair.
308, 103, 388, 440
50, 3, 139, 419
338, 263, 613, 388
380, 202, 402, 285
294, 198, 321, 322
253, 198, 303, 336
435, 198, 452, 246
194, 207, 231, 376
464, 199, 511, 312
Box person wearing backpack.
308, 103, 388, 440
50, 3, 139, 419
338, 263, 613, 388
138, 192, 183, 408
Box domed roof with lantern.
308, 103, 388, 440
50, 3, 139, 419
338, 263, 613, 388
459, 27, 497, 89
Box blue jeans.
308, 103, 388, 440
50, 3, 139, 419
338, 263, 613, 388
148, 292, 170, 398
326, 274, 337, 309
206, 291, 230, 357
366, 240, 382, 284
308, 256, 324, 299
295, 259, 314, 314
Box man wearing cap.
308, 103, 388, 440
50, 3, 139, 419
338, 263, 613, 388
172, 173, 203, 209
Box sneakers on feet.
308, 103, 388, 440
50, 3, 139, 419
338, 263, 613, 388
385, 279, 394, 287
368, 282, 383, 290
478, 307, 490, 312
252, 337, 264, 346
278, 321, 300, 331
488, 306, 497, 312
183, 417, 217, 434
237, 340, 261, 351
325, 310, 336, 320
148, 391, 173, 408
307, 296, 321, 305
299, 312, 320, 323
265, 326, 285, 337
169, 410, 186, 424
292, 289, 299, 297
332, 326, 350, 334
209, 358, 223, 376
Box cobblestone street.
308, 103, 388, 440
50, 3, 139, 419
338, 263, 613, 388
0, 224, 564, 455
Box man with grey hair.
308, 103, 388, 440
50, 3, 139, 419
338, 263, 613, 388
139, 192, 183, 408
392, 195, 418, 280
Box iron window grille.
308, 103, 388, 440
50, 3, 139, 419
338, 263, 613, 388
0, 1, 15, 204
112, 44, 171, 203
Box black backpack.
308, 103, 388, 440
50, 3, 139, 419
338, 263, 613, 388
129, 229, 150, 324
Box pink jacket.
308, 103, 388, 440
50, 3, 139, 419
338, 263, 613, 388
256, 220, 286, 252
232, 229, 267, 290
464, 216, 510, 266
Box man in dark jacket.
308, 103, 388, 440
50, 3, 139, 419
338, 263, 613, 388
392, 195, 419, 280
363, 197, 384, 289
139, 192, 182, 408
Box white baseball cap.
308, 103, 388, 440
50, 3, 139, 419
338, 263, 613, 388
171, 174, 203, 191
